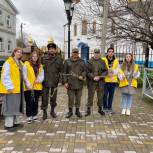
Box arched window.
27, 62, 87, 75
8, 40, 12, 52
82, 20, 88, 35
7, 15, 11, 28
74, 23, 77, 36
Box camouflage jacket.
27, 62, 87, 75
63, 57, 86, 90
86, 57, 108, 87
42, 54, 63, 88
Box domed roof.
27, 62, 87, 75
48, 37, 54, 44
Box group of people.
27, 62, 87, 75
0, 42, 140, 131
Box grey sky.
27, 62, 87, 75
12, 0, 67, 47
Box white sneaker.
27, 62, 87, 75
27, 117, 32, 124
33, 116, 38, 121
121, 109, 126, 115
126, 109, 130, 115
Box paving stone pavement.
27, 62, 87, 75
0, 86, 153, 153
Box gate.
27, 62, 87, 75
142, 68, 153, 100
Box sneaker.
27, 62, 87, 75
33, 116, 38, 121
27, 117, 32, 124
126, 109, 130, 115
121, 109, 126, 115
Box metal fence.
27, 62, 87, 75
142, 68, 153, 100
77, 48, 153, 68
114, 49, 153, 68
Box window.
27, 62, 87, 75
93, 21, 96, 33
7, 15, 11, 28
74, 23, 77, 36
0, 38, 4, 52
0, 10, 3, 25
8, 40, 12, 52
82, 20, 88, 35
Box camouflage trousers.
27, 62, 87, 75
87, 83, 104, 108
41, 87, 57, 110
67, 89, 82, 108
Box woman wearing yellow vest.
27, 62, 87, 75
0, 47, 24, 131
102, 47, 119, 113
23, 51, 44, 123
118, 53, 140, 115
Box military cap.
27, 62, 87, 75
47, 43, 57, 50
72, 48, 79, 53
94, 48, 100, 53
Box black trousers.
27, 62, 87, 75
24, 90, 41, 117
41, 87, 57, 110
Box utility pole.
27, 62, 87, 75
101, 0, 109, 56
20, 23, 26, 49
20, 23, 23, 49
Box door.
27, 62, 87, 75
81, 46, 89, 63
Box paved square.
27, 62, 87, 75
0, 86, 153, 153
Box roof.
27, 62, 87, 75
5, 0, 19, 14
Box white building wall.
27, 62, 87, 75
0, 0, 17, 56
64, 4, 151, 63
64, 21, 101, 59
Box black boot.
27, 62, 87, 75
98, 107, 105, 116
85, 107, 91, 116
43, 110, 47, 120
75, 108, 82, 118
66, 108, 73, 118
50, 107, 57, 118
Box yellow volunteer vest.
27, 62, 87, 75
102, 57, 119, 83
119, 64, 139, 88
24, 61, 43, 91
0, 57, 21, 94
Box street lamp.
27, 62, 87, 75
63, 0, 74, 58
20, 23, 26, 49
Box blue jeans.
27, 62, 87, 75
121, 93, 132, 109
103, 83, 116, 111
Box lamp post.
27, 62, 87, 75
20, 23, 26, 49
63, 0, 74, 58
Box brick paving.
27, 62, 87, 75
0, 86, 153, 153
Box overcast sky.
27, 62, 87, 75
12, 0, 67, 47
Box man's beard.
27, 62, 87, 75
49, 52, 55, 57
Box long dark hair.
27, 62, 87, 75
121, 53, 134, 72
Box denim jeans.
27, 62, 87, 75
103, 83, 116, 110
121, 93, 132, 109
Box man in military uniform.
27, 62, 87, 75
85, 49, 108, 116
41, 43, 63, 120
63, 48, 86, 118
